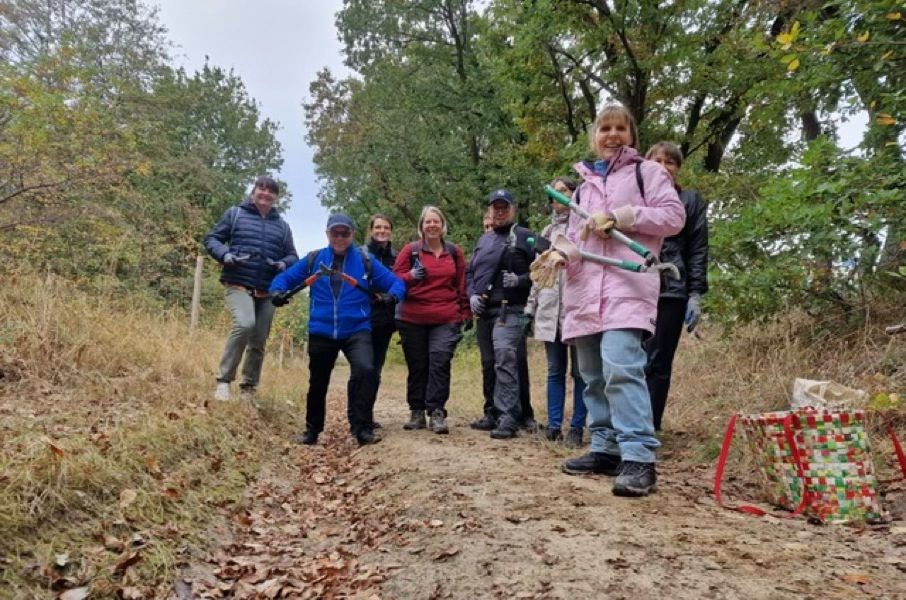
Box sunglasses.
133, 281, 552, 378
328, 228, 352, 238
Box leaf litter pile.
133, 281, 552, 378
179, 430, 406, 600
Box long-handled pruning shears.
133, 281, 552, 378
544, 185, 680, 279
272, 262, 373, 307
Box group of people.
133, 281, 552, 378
203, 103, 708, 498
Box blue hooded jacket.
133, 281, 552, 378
269, 246, 405, 340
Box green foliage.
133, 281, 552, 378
0, 0, 285, 310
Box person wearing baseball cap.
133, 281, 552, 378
466, 189, 549, 440
269, 213, 405, 446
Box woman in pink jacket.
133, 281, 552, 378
553, 105, 685, 497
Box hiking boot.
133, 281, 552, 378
430, 409, 449, 434
561, 451, 622, 476
295, 431, 318, 445
214, 382, 231, 401
612, 461, 657, 497
519, 418, 540, 433
490, 417, 518, 440
544, 427, 563, 442
564, 427, 583, 448
470, 413, 496, 431
356, 429, 382, 446
403, 410, 427, 430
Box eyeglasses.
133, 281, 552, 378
328, 228, 352, 238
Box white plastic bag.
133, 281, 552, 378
790, 378, 867, 410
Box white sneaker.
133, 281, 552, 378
214, 382, 231, 401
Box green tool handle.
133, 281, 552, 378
544, 185, 588, 218
578, 250, 643, 273
544, 184, 655, 263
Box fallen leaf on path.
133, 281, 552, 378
505, 514, 529, 524
843, 573, 870, 585
59, 588, 90, 600
113, 551, 142, 574
104, 536, 125, 552
429, 519, 444, 528
407, 546, 425, 554
144, 455, 162, 477
119, 489, 137, 510
432, 546, 460, 561
313, 473, 329, 484
119, 586, 145, 599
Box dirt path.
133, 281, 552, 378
178, 368, 906, 600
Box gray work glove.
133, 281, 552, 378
223, 252, 237, 265
501, 271, 520, 288
266, 258, 287, 271
685, 292, 702, 333
469, 294, 486, 316
410, 264, 427, 281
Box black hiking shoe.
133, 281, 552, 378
430, 409, 449, 434
561, 452, 622, 476
355, 429, 382, 446
490, 417, 518, 440
403, 410, 427, 430
544, 427, 563, 442
295, 430, 318, 445
372, 421, 382, 430
519, 418, 540, 433
612, 461, 657, 497
564, 427, 583, 448
470, 413, 496, 431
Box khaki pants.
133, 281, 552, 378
216, 287, 276, 389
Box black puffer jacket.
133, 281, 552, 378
658, 187, 708, 299
365, 238, 398, 330
203, 198, 298, 292
466, 222, 549, 308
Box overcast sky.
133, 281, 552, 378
154, 0, 348, 253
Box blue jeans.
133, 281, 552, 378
574, 329, 659, 463
544, 338, 587, 429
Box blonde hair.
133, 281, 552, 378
418, 205, 448, 237
588, 104, 639, 154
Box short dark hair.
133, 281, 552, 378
253, 175, 279, 194
645, 141, 684, 168
368, 214, 393, 231
550, 176, 577, 193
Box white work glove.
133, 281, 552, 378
529, 250, 567, 288
469, 294, 486, 316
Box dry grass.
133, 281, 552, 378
0, 274, 306, 598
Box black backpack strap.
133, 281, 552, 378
636, 162, 645, 200
305, 250, 319, 276
359, 246, 372, 282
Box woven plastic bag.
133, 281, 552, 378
714, 409, 888, 523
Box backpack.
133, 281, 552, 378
305, 246, 372, 283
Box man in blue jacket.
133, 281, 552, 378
203, 176, 298, 402
269, 213, 405, 446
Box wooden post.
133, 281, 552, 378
278, 329, 285, 368
190, 254, 204, 332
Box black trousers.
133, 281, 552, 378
476, 309, 534, 422
644, 297, 687, 431
306, 330, 375, 435
397, 321, 463, 413
348, 324, 395, 422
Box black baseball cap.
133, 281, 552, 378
486, 188, 514, 205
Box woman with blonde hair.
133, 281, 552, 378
393, 206, 469, 434
534, 104, 684, 496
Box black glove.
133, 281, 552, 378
520, 314, 534, 336
462, 318, 474, 332
373, 292, 397, 307
271, 292, 290, 307
410, 265, 427, 281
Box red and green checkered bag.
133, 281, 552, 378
714, 409, 906, 523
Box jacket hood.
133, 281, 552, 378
575, 146, 643, 178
